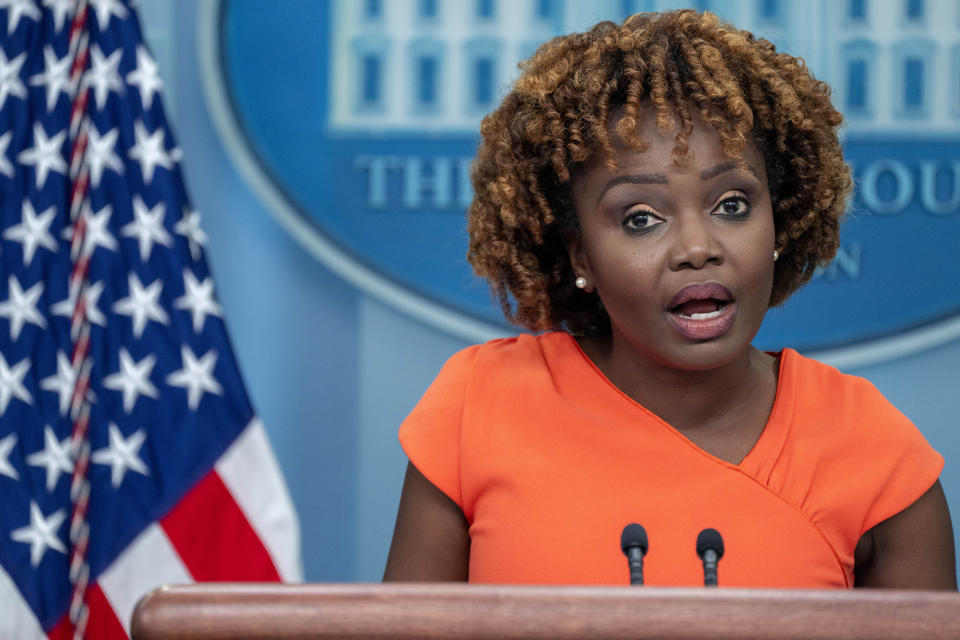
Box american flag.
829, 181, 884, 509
0, 1, 301, 638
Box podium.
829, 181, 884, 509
130, 583, 960, 639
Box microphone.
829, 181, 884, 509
696, 528, 724, 587
620, 523, 649, 586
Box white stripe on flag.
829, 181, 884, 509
98, 523, 193, 635
216, 418, 302, 581
0, 562, 46, 639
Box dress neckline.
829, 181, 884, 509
547, 331, 796, 474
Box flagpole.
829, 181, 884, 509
64, 2, 93, 638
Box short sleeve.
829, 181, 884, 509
855, 390, 945, 534
398, 345, 480, 508
762, 351, 946, 563
807, 368, 946, 536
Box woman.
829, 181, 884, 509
384, 10, 955, 588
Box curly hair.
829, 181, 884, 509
466, 9, 852, 335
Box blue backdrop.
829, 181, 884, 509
141, 0, 960, 581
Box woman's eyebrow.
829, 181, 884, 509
596, 173, 668, 203
700, 161, 761, 181
596, 162, 762, 203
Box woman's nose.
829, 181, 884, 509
668, 213, 723, 271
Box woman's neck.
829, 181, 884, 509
577, 333, 779, 442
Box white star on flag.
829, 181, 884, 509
103, 348, 159, 413
0, 276, 46, 340
51, 280, 107, 327
42, 0, 72, 33
91, 423, 148, 488
0, 433, 19, 480
0, 48, 27, 109
0, 0, 303, 627
63, 204, 118, 257
128, 119, 173, 184
0, 131, 13, 178
4, 200, 58, 266
84, 123, 124, 188
9, 501, 67, 567
122, 195, 172, 261
88, 0, 128, 30
126, 45, 163, 110
29, 45, 71, 112
16, 122, 68, 189
175, 269, 222, 332
166, 345, 223, 410
0, 352, 32, 415
25, 425, 74, 492
175, 208, 208, 261
40, 351, 79, 416
0, 0, 41, 35
113, 272, 170, 339
85, 44, 123, 111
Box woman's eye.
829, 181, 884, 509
714, 196, 751, 218
623, 209, 664, 232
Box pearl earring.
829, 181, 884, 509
773, 250, 780, 262
575, 277, 587, 289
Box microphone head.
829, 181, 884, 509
696, 528, 724, 558
621, 523, 649, 555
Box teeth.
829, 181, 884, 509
686, 310, 723, 320
676, 305, 725, 320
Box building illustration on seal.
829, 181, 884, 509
329, 0, 960, 136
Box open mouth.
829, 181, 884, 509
670, 299, 728, 321
666, 283, 737, 340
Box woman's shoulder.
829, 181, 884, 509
778, 349, 928, 451
781, 348, 894, 410
426, 332, 580, 399
451, 331, 573, 368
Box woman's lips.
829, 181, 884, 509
667, 301, 737, 340
668, 282, 734, 308
666, 283, 737, 340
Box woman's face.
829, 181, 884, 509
568, 111, 776, 371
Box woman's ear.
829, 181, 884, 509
563, 230, 595, 293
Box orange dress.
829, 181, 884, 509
399, 332, 943, 588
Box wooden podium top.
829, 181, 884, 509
131, 583, 960, 640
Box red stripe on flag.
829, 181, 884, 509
46, 615, 72, 640
85, 585, 129, 639
47, 584, 128, 640
161, 470, 281, 581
